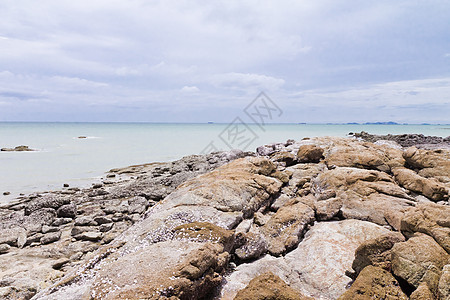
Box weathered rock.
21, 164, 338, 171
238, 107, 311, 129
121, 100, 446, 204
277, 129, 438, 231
410, 281, 436, 300
337, 266, 407, 300
74, 231, 102, 242
394, 167, 448, 201
25, 195, 70, 215
270, 151, 296, 166
93, 216, 113, 224
391, 233, 449, 292
0, 243, 10, 254
351, 231, 405, 275
222, 220, 393, 299
297, 145, 324, 163
314, 197, 342, 221
439, 264, 450, 300
173, 222, 235, 252
234, 272, 312, 300
56, 203, 77, 218
51, 217, 72, 226
52, 258, 70, 270
401, 202, 450, 253
235, 232, 268, 261
23, 208, 57, 234
260, 201, 315, 256
0, 226, 27, 247
74, 216, 97, 226
403, 146, 450, 183
40, 231, 61, 245
127, 196, 148, 214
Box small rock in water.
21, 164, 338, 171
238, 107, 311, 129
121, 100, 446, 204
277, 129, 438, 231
63, 183, 69, 188
2, 191, 10, 196
78, 136, 87, 139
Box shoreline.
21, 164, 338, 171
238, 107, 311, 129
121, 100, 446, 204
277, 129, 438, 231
0, 133, 449, 299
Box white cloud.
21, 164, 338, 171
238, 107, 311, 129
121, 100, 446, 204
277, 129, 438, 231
211, 73, 285, 92
181, 86, 200, 93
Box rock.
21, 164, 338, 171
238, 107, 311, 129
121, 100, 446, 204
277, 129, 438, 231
40, 231, 61, 244
25, 195, 70, 215
221, 220, 393, 299
393, 167, 448, 201
337, 266, 407, 300
74, 231, 103, 242
234, 272, 312, 300
63, 183, 69, 187
270, 151, 296, 166
235, 232, 268, 261
52, 258, 70, 270
351, 231, 405, 275
3, 191, 10, 196
99, 223, 113, 232
297, 145, 324, 163
0, 226, 27, 247
23, 208, 57, 234
260, 201, 315, 256
74, 216, 97, 226
439, 264, 450, 300
400, 202, 450, 253
127, 196, 147, 214
93, 216, 113, 224
391, 233, 449, 292
403, 147, 450, 183
314, 197, 342, 221
41, 225, 59, 234
1, 145, 35, 151
56, 203, 77, 218
0, 243, 10, 254
51, 217, 73, 226
410, 282, 436, 300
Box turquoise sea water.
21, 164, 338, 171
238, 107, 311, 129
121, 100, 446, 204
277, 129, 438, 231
1, 122, 449, 202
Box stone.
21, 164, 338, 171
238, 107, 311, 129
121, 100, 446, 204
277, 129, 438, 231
337, 266, 407, 300
297, 145, 324, 163
270, 151, 296, 166
41, 225, 59, 234
260, 201, 315, 256
1, 145, 35, 151
315, 197, 342, 221
394, 167, 448, 201
52, 218, 73, 226
40, 231, 61, 244
439, 264, 450, 300
0, 226, 27, 247
74, 216, 97, 226
56, 203, 77, 218
127, 196, 148, 214
391, 233, 449, 291
25, 195, 70, 215
400, 202, 450, 253
99, 223, 113, 232
235, 232, 268, 261
403, 147, 450, 183
93, 216, 113, 224
234, 272, 312, 300
74, 231, 103, 242
351, 231, 405, 275
0, 243, 10, 254
52, 258, 70, 270
410, 282, 436, 300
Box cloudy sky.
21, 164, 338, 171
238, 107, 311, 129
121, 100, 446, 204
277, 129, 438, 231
0, 0, 449, 123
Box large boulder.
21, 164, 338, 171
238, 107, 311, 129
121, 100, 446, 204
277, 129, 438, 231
403, 147, 450, 184
337, 266, 407, 300
391, 233, 449, 292
393, 167, 449, 201
400, 202, 450, 253
221, 220, 393, 299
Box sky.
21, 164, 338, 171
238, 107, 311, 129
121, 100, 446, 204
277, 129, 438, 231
0, 0, 449, 123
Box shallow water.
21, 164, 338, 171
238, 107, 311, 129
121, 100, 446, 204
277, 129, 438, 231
1, 122, 449, 202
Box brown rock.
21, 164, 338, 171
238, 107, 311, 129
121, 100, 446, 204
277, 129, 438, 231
235, 232, 268, 261
439, 264, 450, 300
401, 202, 450, 253
410, 282, 436, 300
338, 266, 407, 300
393, 167, 448, 201
391, 233, 449, 292
352, 231, 405, 275
403, 147, 450, 184
261, 201, 315, 256
315, 197, 342, 221
173, 222, 235, 252
234, 272, 312, 300
297, 145, 324, 163
270, 151, 296, 166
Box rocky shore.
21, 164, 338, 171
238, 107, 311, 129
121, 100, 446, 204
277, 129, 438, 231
0, 134, 449, 299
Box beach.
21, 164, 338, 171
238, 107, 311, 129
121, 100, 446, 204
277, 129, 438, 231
0, 133, 449, 299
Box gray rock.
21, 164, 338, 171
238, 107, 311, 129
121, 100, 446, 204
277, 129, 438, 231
71, 226, 97, 236
74, 216, 97, 226
40, 231, 61, 244
74, 232, 102, 242
0, 243, 10, 254
99, 223, 113, 232
52, 258, 70, 270
41, 225, 59, 234
51, 218, 73, 226
56, 203, 77, 218
93, 216, 113, 224
127, 196, 147, 214
24, 194, 70, 215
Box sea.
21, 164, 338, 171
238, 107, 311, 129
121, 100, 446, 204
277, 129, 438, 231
1, 122, 449, 203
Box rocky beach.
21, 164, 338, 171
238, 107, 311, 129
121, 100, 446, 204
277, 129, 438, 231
0, 133, 449, 300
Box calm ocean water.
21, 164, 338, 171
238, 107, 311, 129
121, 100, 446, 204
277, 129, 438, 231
1, 122, 449, 203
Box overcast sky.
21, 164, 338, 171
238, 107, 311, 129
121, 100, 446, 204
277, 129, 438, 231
0, 0, 449, 123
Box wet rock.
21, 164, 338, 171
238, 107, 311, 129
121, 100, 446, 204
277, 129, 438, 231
338, 265, 407, 300
351, 231, 405, 275
40, 231, 61, 244
391, 233, 449, 292
1, 145, 35, 151
297, 145, 324, 163
56, 203, 77, 218
234, 272, 312, 300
